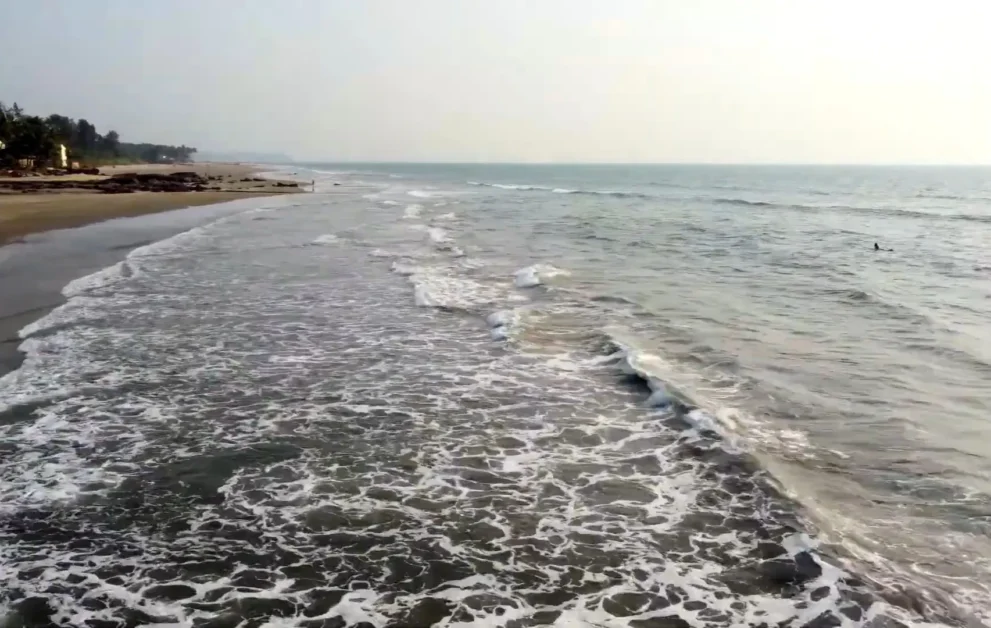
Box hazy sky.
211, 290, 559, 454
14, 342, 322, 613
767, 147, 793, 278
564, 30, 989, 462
2, 0, 989, 163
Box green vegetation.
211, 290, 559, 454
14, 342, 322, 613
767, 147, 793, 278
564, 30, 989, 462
0, 101, 196, 168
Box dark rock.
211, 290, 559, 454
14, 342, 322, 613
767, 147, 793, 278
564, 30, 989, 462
810, 586, 831, 601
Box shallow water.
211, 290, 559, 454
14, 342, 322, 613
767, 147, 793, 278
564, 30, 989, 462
1, 165, 990, 627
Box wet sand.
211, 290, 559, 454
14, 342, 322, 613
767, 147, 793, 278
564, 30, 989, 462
0, 167, 304, 376
0, 163, 300, 246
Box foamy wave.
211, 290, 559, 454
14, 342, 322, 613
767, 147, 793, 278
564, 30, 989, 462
600, 330, 815, 459
473, 182, 551, 191
427, 227, 463, 256
62, 261, 131, 298
390, 260, 419, 276
403, 204, 423, 219
369, 248, 393, 258
0, 193, 940, 628
408, 190, 439, 198
513, 263, 570, 288
407, 266, 519, 312
486, 309, 520, 341
435, 212, 457, 221
413, 284, 439, 307
612, 341, 682, 410
427, 227, 448, 243
312, 234, 340, 245
127, 225, 211, 259
467, 181, 651, 199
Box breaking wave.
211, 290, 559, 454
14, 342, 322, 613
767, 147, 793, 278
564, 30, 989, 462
513, 263, 571, 288
467, 181, 652, 200
711, 196, 991, 223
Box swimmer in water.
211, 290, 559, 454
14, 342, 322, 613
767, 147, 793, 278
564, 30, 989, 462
874, 242, 880, 251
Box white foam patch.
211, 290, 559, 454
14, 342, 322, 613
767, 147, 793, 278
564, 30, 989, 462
390, 261, 420, 276
470, 182, 552, 191
312, 234, 340, 245
513, 263, 571, 288
403, 204, 423, 219
408, 267, 517, 311
427, 227, 449, 244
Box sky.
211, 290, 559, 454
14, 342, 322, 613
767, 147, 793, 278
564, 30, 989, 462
1, 0, 989, 164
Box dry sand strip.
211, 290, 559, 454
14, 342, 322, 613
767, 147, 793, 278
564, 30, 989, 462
0, 163, 302, 245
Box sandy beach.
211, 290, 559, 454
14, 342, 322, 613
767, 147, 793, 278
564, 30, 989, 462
0, 163, 305, 376
0, 163, 301, 246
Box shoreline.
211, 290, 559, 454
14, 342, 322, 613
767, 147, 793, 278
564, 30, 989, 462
0, 164, 306, 377
0, 163, 301, 246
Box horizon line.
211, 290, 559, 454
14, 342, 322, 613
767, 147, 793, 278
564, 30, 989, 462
269, 160, 991, 168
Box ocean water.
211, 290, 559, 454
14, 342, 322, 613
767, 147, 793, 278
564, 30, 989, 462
1, 164, 990, 627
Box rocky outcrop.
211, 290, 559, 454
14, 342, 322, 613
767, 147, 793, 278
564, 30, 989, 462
0, 171, 298, 195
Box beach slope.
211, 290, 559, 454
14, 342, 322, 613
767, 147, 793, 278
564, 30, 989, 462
0, 163, 300, 245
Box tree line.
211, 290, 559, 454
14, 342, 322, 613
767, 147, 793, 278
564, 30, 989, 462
0, 101, 196, 168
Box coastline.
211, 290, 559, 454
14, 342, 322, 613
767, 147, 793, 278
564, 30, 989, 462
0, 163, 300, 246
0, 164, 305, 377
